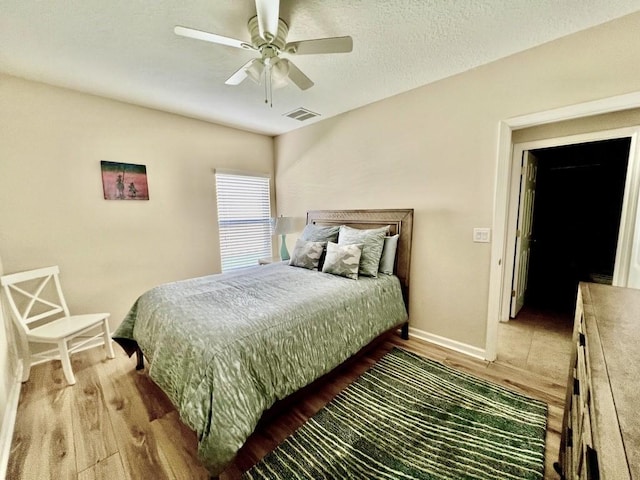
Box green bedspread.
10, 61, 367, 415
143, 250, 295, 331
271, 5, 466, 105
113, 262, 408, 475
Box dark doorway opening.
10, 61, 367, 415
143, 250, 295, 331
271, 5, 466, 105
525, 137, 631, 313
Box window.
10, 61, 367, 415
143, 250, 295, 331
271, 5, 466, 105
215, 171, 272, 272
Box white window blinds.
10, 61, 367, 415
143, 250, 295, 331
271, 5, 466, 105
215, 171, 272, 272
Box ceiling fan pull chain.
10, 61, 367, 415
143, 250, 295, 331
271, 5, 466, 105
264, 69, 268, 105
264, 63, 273, 107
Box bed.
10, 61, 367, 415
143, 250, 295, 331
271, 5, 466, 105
113, 208, 413, 476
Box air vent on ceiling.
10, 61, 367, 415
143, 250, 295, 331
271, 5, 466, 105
283, 107, 320, 122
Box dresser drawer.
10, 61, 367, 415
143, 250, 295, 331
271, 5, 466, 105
571, 387, 595, 474
557, 283, 637, 480
576, 342, 590, 409
577, 402, 596, 477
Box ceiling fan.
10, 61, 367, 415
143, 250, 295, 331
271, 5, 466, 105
174, 0, 353, 106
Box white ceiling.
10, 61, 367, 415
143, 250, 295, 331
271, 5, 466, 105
2, 1, 640, 136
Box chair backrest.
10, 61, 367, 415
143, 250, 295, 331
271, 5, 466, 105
0, 266, 70, 334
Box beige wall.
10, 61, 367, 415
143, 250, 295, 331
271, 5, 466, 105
0, 75, 273, 390
275, 12, 640, 350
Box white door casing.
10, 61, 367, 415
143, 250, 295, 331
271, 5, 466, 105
485, 90, 640, 362
501, 127, 640, 327
510, 151, 538, 318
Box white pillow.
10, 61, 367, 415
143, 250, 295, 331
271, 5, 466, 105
379, 234, 399, 275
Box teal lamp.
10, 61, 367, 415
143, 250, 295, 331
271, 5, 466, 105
272, 216, 295, 261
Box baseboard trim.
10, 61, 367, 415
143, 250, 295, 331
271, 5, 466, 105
0, 363, 22, 480
408, 327, 487, 361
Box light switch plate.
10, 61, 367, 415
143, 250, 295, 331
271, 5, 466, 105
473, 227, 491, 243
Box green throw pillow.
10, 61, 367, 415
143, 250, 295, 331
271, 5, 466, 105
289, 240, 326, 270
338, 225, 389, 277
322, 242, 363, 280
300, 224, 340, 243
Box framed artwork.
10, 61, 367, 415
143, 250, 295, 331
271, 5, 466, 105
101, 161, 149, 200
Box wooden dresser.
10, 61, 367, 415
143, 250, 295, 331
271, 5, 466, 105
556, 282, 639, 479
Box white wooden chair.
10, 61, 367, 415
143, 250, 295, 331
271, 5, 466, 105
0, 265, 115, 385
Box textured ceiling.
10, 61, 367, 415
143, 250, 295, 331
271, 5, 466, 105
2, 1, 640, 136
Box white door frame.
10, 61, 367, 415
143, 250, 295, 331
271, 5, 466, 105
504, 128, 640, 324
485, 91, 640, 361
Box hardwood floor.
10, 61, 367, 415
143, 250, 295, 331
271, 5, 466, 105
8, 334, 564, 479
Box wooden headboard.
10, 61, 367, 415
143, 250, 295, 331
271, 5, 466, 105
306, 209, 414, 308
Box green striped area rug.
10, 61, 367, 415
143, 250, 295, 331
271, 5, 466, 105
243, 348, 547, 480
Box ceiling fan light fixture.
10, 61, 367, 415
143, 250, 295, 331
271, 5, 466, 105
270, 58, 290, 89
244, 60, 265, 84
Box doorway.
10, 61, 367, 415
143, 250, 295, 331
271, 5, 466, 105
496, 135, 633, 378
513, 137, 631, 316
486, 96, 640, 364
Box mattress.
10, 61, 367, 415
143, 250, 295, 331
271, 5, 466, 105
113, 262, 408, 475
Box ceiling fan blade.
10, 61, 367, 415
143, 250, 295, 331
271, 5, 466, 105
285, 36, 353, 55
174, 25, 255, 50
225, 59, 260, 85
283, 59, 314, 90
255, 0, 280, 42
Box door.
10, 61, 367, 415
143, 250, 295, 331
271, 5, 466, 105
510, 151, 538, 318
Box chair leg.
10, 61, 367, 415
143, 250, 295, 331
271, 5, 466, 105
21, 356, 32, 383
19, 335, 32, 382
58, 339, 76, 385
102, 319, 115, 359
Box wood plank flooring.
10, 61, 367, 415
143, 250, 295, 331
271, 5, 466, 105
8, 335, 564, 479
